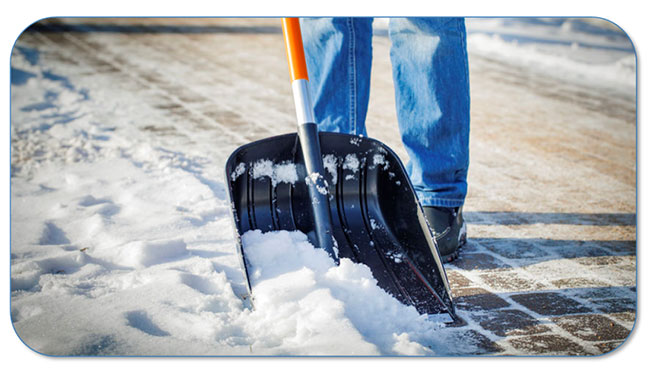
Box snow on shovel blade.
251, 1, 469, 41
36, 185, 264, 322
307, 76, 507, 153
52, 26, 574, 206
225, 132, 457, 319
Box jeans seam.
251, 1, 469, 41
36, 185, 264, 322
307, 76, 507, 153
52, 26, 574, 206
347, 18, 357, 135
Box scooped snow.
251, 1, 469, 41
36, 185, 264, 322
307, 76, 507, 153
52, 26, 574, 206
372, 153, 389, 170
322, 154, 338, 185
240, 229, 450, 355
305, 172, 329, 195
342, 153, 361, 180
343, 154, 360, 172
250, 159, 298, 186
230, 162, 246, 181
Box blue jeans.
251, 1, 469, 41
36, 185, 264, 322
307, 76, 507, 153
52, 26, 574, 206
300, 17, 470, 208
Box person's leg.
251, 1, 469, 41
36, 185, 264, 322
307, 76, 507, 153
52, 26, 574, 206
389, 18, 470, 260
300, 17, 374, 136
388, 17, 470, 207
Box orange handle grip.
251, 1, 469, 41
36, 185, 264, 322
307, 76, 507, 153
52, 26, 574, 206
282, 18, 309, 81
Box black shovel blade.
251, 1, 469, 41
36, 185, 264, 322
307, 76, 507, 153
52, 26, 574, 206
225, 132, 456, 318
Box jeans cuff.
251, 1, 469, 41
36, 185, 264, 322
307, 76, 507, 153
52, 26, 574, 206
417, 195, 465, 208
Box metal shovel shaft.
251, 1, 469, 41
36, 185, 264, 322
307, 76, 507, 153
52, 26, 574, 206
282, 18, 338, 262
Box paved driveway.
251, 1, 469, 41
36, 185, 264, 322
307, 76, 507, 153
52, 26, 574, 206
13, 17, 636, 355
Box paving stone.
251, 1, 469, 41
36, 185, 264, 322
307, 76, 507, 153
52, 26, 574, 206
454, 288, 511, 311
569, 285, 635, 299
452, 286, 490, 297
478, 238, 550, 260
589, 298, 637, 314
510, 292, 592, 315
451, 252, 511, 271
470, 309, 551, 337
599, 240, 636, 255
479, 271, 545, 292
521, 259, 581, 282
545, 241, 611, 259
551, 277, 610, 289
460, 330, 505, 355
566, 287, 637, 314
594, 340, 627, 354
533, 239, 577, 248
574, 255, 625, 266
587, 265, 637, 287
552, 314, 631, 342
507, 334, 589, 356
610, 311, 636, 324
446, 270, 472, 288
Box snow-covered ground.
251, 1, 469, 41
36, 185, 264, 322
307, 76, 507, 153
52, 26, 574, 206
9, 17, 636, 356
465, 18, 635, 94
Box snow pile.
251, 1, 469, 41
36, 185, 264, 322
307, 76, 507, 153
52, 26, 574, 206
241, 230, 449, 355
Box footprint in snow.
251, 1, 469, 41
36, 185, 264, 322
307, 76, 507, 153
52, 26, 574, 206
77, 195, 121, 217
38, 221, 70, 245
125, 310, 170, 337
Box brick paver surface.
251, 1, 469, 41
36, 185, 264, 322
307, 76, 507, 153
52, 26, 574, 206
14, 17, 636, 355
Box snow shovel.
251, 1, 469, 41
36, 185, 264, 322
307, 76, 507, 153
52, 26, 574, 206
225, 18, 457, 321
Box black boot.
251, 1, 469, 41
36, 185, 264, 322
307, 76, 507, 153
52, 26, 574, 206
422, 206, 467, 263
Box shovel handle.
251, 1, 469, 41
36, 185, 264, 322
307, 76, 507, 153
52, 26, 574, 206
281, 17, 338, 264
282, 18, 315, 125
282, 18, 309, 82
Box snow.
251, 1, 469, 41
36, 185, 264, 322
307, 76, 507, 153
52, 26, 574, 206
322, 154, 338, 184
9, 17, 636, 356
342, 153, 361, 180
371, 153, 389, 170
305, 172, 329, 195
249, 159, 299, 186
241, 229, 452, 355
230, 162, 245, 181
465, 18, 635, 94
10, 52, 455, 353
343, 153, 360, 172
